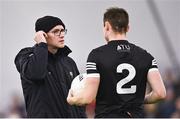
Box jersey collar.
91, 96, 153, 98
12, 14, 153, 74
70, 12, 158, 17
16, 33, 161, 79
108, 40, 129, 45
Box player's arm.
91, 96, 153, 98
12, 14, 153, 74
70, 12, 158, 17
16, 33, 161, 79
67, 76, 100, 106
67, 49, 100, 106
144, 68, 166, 104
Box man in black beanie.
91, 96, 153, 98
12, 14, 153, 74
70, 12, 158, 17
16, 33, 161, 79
14, 16, 86, 118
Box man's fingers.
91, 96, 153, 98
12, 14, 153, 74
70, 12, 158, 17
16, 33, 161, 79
34, 31, 47, 43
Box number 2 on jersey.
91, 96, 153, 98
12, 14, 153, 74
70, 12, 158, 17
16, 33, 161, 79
116, 63, 136, 94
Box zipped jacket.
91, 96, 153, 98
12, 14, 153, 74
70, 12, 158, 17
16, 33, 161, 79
14, 43, 86, 118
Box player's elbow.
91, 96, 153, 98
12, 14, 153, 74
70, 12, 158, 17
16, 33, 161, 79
156, 88, 166, 100
160, 90, 166, 100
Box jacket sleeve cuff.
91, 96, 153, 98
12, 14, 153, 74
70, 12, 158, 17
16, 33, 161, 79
38, 42, 47, 48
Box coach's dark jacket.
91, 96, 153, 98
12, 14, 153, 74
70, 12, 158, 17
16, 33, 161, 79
14, 43, 86, 118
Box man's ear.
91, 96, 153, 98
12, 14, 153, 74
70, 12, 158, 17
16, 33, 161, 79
126, 25, 130, 32
43, 32, 48, 39
104, 21, 111, 32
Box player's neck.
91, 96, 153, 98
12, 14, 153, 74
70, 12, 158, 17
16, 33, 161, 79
108, 33, 127, 42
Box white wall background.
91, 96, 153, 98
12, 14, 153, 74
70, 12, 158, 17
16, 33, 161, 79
0, 0, 179, 110
0, 0, 2, 112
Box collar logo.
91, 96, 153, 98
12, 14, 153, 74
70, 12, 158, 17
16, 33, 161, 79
117, 45, 130, 52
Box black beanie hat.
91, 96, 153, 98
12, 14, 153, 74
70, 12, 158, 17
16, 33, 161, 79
35, 16, 65, 33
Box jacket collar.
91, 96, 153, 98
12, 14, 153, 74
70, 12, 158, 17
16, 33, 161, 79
48, 45, 72, 57
57, 45, 72, 56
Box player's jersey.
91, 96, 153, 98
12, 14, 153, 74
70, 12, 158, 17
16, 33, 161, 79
86, 40, 158, 117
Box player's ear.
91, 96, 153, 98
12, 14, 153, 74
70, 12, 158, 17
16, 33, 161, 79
104, 21, 111, 32
126, 25, 130, 32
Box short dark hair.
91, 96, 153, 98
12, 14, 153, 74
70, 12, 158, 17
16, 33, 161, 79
103, 7, 129, 33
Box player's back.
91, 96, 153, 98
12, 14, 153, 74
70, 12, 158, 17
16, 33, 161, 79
87, 40, 157, 117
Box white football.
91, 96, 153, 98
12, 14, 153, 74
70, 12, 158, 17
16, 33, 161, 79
71, 73, 87, 94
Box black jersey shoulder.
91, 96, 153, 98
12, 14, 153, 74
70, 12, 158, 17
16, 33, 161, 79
129, 42, 153, 59
91, 41, 155, 70
92, 41, 152, 56
92, 44, 107, 52
88, 44, 108, 59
